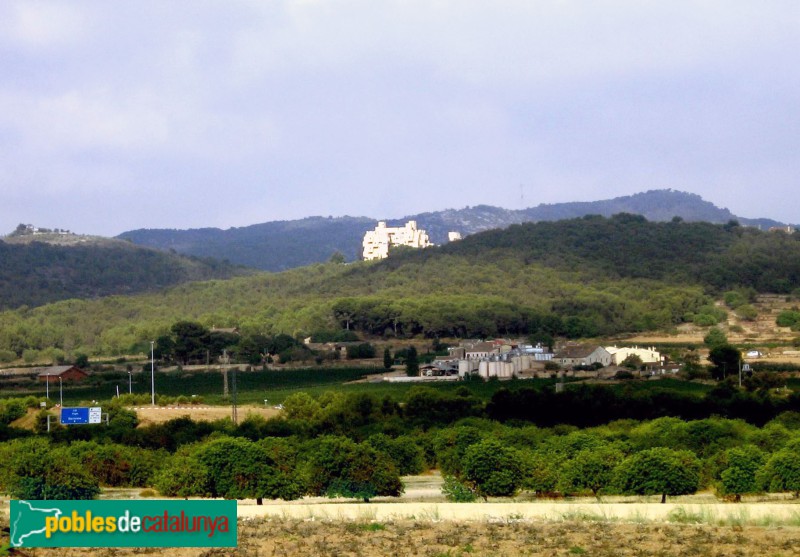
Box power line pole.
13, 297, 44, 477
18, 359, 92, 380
150, 340, 155, 406
231, 367, 238, 425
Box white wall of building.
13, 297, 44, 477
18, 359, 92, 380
362, 220, 432, 260
605, 346, 662, 365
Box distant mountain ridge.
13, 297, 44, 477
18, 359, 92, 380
118, 190, 791, 271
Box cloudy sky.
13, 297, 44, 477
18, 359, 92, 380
1, 1, 798, 236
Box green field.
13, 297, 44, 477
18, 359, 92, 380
0, 366, 721, 408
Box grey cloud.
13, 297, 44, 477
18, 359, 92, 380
0, 1, 798, 236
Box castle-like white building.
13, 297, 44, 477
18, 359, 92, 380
362, 221, 432, 260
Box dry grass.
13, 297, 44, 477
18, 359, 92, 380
4, 491, 800, 556
133, 405, 280, 426
9, 408, 41, 430
4, 516, 800, 557
626, 296, 800, 359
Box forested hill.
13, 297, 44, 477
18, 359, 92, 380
426, 214, 800, 294
0, 238, 251, 310
3, 216, 799, 359
117, 190, 790, 271
118, 216, 374, 271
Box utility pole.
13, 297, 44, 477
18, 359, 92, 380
738, 358, 742, 388
150, 340, 155, 406
231, 367, 238, 425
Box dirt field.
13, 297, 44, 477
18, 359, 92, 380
4, 478, 800, 556
132, 405, 281, 426
4, 514, 800, 556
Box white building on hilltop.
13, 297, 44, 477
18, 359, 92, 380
362, 221, 432, 260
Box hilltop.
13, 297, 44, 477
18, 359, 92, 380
0, 226, 252, 310
116, 190, 792, 271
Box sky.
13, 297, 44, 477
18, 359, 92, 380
1, 1, 798, 237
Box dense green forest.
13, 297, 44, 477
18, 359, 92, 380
434, 214, 800, 292
0, 238, 250, 311
1, 216, 798, 361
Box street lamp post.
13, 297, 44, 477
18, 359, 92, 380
46, 374, 50, 400
58, 376, 63, 407
738, 358, 742, 388
150, 340, 155, 406
128, 371, 132, 395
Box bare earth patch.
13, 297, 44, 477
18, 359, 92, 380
133, 405, 280, 426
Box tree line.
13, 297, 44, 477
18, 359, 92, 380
3, 381, 800, 503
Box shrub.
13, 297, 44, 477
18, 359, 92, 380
154, 453, 211, 497
462, 438, 524, 498
756, 448, 800, 496
620, 354, 643, 370
0, 439, 100, 500
703, 327, 728, 349
441, 475, 477, 502
776, 311, 800, 330
691, 305, 728, 326
346, 343, 376, 359
0, 399, 27, 425
736, 305, 758, 321
724, 291, 748, 309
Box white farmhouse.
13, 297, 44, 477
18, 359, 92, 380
605, 346, 662, 365
362, 221, 432, 260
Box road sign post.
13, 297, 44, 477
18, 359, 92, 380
60, 407, 102, 425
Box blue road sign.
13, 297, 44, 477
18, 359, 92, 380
60, 407, 102, 425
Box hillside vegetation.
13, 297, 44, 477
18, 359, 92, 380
118, 216, 374, 271
1, 215, 799, 360
118, 190, 792, 271
0, 236, 250, 311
